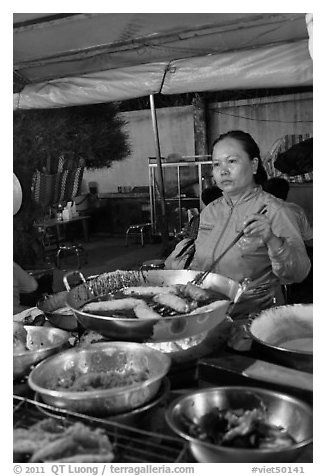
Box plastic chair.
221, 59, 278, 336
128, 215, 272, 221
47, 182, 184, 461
56, 242, 87, 269
125, 223, 152, 247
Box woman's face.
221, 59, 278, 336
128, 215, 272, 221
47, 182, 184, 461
212, 138, 258, 200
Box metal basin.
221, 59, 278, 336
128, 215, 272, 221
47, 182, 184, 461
13, 326, 71, 380
249, 304, 313, 373
166, 386, 313, 463
37, 291, 78, 331
35, 377, 170, 427
28, 342, 171, 416
65, 269, 240, 343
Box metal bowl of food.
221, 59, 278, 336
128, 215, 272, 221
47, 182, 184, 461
13, 325, 71, 380
28, 342, 171, 416
35, 376, 170, 427
165, 386, 313, 463
64, 269, 240, 343
249, 304, 313, 373
37, 291, 78, 331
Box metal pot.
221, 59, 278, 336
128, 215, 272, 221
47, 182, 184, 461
64, 269, 241, 343
34, 377, 170, 426
249, 304, 313, 373
13, 326, 71, 380
28, 342, 171, 416
166, 386, 313, 463
37, 291, 78, 331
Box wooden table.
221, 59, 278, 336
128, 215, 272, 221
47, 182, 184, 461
34, 215, 91, 243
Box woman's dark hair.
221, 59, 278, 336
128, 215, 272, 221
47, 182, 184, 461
263, 177, 289, 200
211, 130, 268, 186
201, 186, 223, 205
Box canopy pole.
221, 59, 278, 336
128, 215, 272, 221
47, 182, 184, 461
149, 94, 169, 252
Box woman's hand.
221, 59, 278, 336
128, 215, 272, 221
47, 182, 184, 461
242, 212, 274, 244
242, 213, 284, 251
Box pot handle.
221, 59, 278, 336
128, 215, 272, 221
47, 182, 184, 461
63, 270, 87, 291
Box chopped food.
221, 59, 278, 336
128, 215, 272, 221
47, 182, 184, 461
153, 293, 191, 314
13, 418, 64, 454
13, 323, 27, 353
122, 285, 178, 297
133, 302, 162, 319
181, 282, 212, 302
83, 297, 142, 313
183, 407, 296, 449
55, 307, 74, 315
78, 330, 106, 347
48, 367, 150, 392
81, 281, 229, 319
13, 418, 114, 463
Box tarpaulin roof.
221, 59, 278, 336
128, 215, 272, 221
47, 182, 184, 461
13, 12, 312, 109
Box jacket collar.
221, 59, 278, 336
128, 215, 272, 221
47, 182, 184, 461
222, 185, 262, 208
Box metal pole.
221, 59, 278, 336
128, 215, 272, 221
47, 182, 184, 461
149, 94, 169, 250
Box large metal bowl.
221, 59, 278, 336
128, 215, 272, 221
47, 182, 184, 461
249, 304, 313, 373
166, 386, 313, 463
13, 326, 71, 380
28, 342, 171, 416
35, 377, 170, 427
65, 269, 240, 343
37, 291, 78, 331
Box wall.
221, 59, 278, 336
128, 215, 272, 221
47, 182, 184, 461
80, 92, 313, 233
82, 93, 312, 195
207, 92, 313, 160
82, 105, 195, 193
207, 91, 313, 222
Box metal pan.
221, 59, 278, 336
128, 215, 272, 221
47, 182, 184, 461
64, 269, 241, 343
37, 291, 78, 331
28, 342, 171, 416
249, 304, 313, 373
13, 326, 71, 380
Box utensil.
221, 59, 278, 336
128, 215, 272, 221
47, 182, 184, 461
64, 269, 240, 343
249, 304, 313, 373
191, 205, 267, 286
165, 386, 313, 463
13, 326, 71, 380
28, 341, 171, 416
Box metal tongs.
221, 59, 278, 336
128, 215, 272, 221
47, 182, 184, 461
191, 204, 267, 286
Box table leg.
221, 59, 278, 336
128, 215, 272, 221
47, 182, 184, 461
55, 224, 63, 244
81, 219, 89, 242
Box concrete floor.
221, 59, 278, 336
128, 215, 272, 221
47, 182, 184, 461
52, 233, 164, 292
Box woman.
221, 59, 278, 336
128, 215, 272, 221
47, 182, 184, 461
164, 186, 223, 269
189, 130, 311, 318
13, 173, 38, 315
13, 261, 38, 315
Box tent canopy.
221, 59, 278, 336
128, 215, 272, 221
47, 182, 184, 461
13, 13, 312, 109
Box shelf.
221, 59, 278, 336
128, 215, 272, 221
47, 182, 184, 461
149, 160, 214, 234
163, 197, 199, 201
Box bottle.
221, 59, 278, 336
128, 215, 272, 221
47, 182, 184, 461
57, 204, 63, 221
71, 202, 77, 217
62, 208, 70, 221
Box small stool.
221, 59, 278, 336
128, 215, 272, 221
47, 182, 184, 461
56, 242, 87, 270
125, 223, 152, 247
